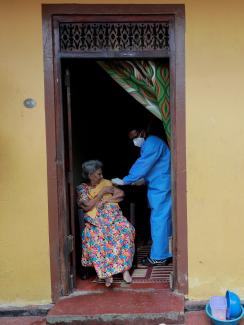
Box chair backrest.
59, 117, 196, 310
78, 209, 85, 236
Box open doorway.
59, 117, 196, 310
61, 59, 173, 289
42, 4, 187, 301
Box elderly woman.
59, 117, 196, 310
76, 160, 135, 287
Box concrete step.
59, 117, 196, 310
0, 319, 184, 325
47, 319, 184, 325
0, 316, 46, 324
47, 317, 183, 325
46, 288, 184, 325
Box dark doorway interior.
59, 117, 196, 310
61, 59, 169, 282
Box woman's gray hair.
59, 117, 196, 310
81, 160, 103, 182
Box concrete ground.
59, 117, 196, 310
0, 316, 46, 325
1, 311, 244, 324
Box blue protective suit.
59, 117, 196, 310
123, 135, 172, 260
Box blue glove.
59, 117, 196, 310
111, 178, 125, 186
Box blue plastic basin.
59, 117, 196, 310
205, 303, 244, 325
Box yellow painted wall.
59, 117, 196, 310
186, 0, 244, 300
0, 1, 51, 305
0, 0, 244, 304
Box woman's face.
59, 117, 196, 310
89, 168, 103, 186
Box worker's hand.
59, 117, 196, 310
131, 178, 145, 186
111, 178, 125, 186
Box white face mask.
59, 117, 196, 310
133, 137, 145, 147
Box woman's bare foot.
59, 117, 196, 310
123, 270, 132, 284
105, 276, 113, 287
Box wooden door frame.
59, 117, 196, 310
42, 4, 187, 302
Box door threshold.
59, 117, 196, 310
47, 287, 184, 325
75, 276, 171, 292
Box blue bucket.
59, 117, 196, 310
226, 290, 242, 320
205, 303, 244, 325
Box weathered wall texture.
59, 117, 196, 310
0, 0, 244, 303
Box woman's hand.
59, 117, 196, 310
102, 187, 124, 203
97, 185, 124, 205
79, 186, 114, 211
95, 186, 114, 203
101, 197, 111, 204
101, 186, 114, 195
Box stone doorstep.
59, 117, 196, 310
0, 318, 184, 325
46, 312, 184, 325
2, 298, 244, 325
2, 311, 244, 325
46, 288, 184, 324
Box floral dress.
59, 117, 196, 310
77, 180, 135, 279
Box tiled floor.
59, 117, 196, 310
132, 244, 173, 284
47, 288, 184, 324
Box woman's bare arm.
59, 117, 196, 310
103, 187, 124, 203
79, 195, 102, 211
78, 186, 114, 211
